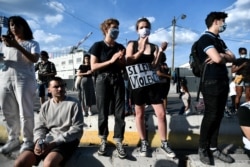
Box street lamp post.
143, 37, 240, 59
171, 14, 186, 74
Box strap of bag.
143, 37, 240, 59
196, 64, 207, 101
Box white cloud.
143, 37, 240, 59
147, 17, 155, 23
44, 14, 63, 27
224, 0, 250, 38
27, 19, 40, 29
150, 27, 199, 45
34, 30, 61, 44
47, 1, 65, 13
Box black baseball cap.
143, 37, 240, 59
40, 51, 49, 58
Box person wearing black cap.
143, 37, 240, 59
35, 50, 57, 106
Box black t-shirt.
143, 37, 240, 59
88, 41, 125, 74
232, 58, 249, 75
238, 103, 250, 126
128, 40, 155, 64
78, 64, 92, 77
197, 31, 228, 80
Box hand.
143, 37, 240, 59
110, 49, 125, 63
34, 140, 47, 156
138, 37, 148, 53
205, 57, 214, 64
242, 62, 248, 67
86, 70, 92, 74
1, 35, 18, 48
160, 42, 168, 52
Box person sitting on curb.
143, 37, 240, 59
237, 101, 250, 158
14, 77, 84, 167
179, 83, 191, 115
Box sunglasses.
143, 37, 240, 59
52, 84, 66, 89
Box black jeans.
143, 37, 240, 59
95, 73, 125, 142
199, 79, 229, 149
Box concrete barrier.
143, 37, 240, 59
80, 113, 242, 149
1, 112, 241, 150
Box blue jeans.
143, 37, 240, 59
37, 82, 51, 98
199, 79, 229, 149
95, 73, 125, 142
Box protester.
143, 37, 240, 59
197, 12, 235, 165
126, 17, 175, 158
156, 41, 171, 113
237, 101, 250, 158
225, 77, 237, 116
122, 69, 132, 116
231, 47, 250, 110
0, 16, 40, 154
76, 54, 96, 116
179, 84, 191, 115
35, 50, 57, 105
89, 18, 127, 158
14, 77, 84, 167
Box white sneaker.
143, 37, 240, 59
184, 109, 191, 115
0, 138, 20, 154
83, 111, 86, 117
88, 110, 93, 116
20, 141, 34, 153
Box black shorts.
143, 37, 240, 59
159, 82, 170, 98
131, 84, 162, 105
35, 139, 79, 166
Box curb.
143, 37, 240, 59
0, 113, 241, 150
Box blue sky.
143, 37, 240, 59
0, 0, 250, 67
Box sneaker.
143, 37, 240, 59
82, 111, 86, 117
116, 142, 127, 158
161, 141, 176, 158
184, 109, 191, 115
0, 138, 20, 154
98, 140, 107, 155
198, 147, 212, 165
139, 140, 149, 157
88, 110, 93, 116
20, 141, 34, 153
224, 111, 231, 118
212, 149, 234, 163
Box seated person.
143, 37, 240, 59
237, 101, 250, 158
179, 84, 191, 115
14, 77, 84, 167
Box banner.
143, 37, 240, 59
126, 63, 159, 89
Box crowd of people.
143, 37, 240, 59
0, 11, 250, 166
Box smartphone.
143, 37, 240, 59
2, 35, 10, 39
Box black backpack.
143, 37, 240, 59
189, 37, 207, 101
189, 40, 204, 77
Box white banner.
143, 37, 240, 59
126, 63, 160, 89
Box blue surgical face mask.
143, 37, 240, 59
219, 22, 227, 33
109, 28, 119, 40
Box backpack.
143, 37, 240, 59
189, 40, 204, 77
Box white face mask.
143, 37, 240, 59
138, 28, 150, 38
240, 54, 247, 58
180, 88, 184, 93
